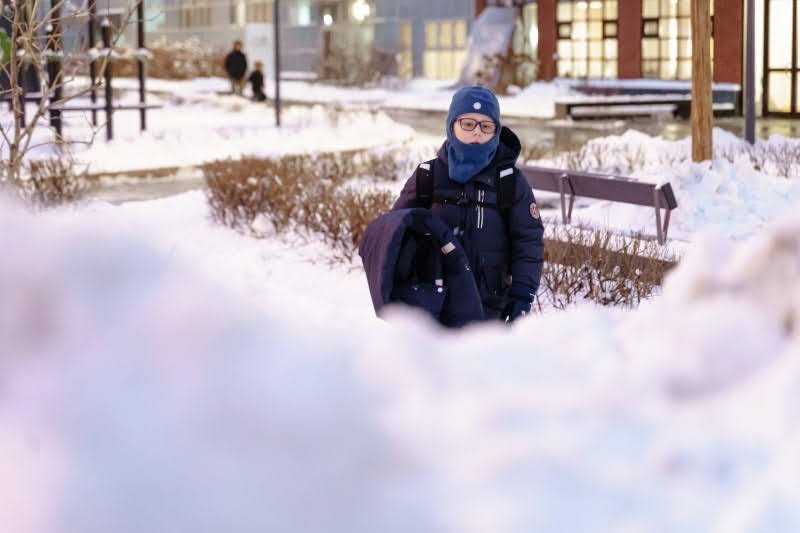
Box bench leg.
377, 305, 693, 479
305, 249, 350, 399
567, 194, 575, 223
654, 187, 664, 244
559, 173, 574, 224
559, 173, 568, 224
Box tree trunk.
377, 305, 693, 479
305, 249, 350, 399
691, 0, 713, 162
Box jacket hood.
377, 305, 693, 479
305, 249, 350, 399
437, 125, 521, 175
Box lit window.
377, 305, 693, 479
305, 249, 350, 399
640, 0, 713, 80
424, 18, 469, 80
556, 0, 617, 79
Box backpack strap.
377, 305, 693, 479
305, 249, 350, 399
415, 160, 436, 209
496, 166, 516, 211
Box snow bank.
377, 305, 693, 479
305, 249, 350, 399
3, 100, 417, 174
1, 190, 799, 532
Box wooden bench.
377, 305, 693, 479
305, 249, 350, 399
520, 165, 678, 244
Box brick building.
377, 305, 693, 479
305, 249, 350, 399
482, 0, 798, 117
132, 0, 798, 116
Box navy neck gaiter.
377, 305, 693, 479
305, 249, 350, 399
445, 128, 500, 184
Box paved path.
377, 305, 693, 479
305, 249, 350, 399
384, 107, 800, 152
84, 104, 800, 204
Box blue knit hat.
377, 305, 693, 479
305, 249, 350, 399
445, 86, 501, 134
445, 86, 502, 183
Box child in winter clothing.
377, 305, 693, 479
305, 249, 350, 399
248, 61, 266, 102
392, 86, 544, 323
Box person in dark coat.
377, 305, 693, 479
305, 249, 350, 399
248, 60, 266, 102
392, 86, 545, 323
224, 40, 248, 96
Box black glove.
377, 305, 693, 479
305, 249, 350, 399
501, 285, 534, 323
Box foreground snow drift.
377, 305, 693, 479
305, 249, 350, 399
1, 192, 799, 533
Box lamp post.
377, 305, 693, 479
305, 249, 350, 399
744, 0, 756, 144
274, 0, 281, 127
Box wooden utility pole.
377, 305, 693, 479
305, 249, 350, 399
691, 0, 713, 162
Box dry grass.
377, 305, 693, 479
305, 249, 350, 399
537, 223, 677, 310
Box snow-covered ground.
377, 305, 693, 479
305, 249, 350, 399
3, 90, 422, 174
1, 184, 799, 533
2, 77, 800, 532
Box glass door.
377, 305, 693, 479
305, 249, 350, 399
764, 0, 798, 115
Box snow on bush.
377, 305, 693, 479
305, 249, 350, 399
1, 188, 799, 532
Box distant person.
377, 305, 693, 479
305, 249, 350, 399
224, 40, 247, 96
391, 86, 545, 323
248, 61, 266, 102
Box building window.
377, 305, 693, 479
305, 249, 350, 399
423, 19, 469, 80
397, 22, 413, 79
289, 0, 311, 26
246, 0, 273, 23
641, 0, 714, 80
179, 0, 211, 27
556, 0, 618, 79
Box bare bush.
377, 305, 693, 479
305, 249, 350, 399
302, 182, 394, 261
761, 141, 800, 178
554, 142, 648, 175
204, 149, 398, 260
114, 38, 226, 79
519, 144, 551, 164
314, 43, 398, 87
12, 157, 87, 206
536, 223, 677, 310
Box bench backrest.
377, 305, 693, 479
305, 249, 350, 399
519, 165, 677, 210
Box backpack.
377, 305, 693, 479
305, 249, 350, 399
414, 157, 516, 225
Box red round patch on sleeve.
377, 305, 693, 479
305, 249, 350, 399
529, 202, 540, 219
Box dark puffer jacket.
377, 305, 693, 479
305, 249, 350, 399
359, 208, 485, 328
392, 126, 545, 319
224, 50, 247, 79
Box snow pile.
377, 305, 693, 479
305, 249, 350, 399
540, 129, 800, 242
1, 190, 800, 532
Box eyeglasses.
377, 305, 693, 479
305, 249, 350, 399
456, 117, 497, 135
